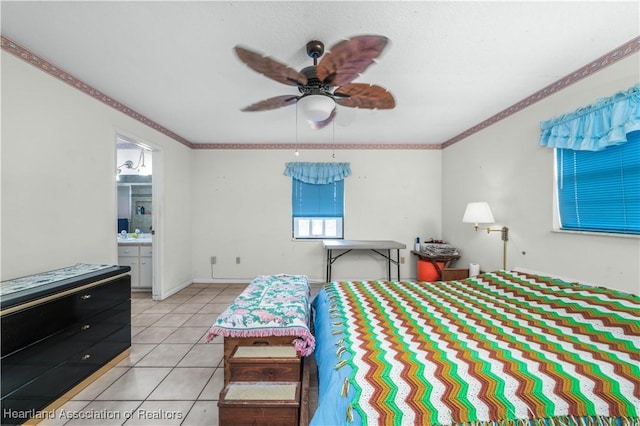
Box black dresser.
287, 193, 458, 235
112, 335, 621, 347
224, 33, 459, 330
1, 264, 131, 425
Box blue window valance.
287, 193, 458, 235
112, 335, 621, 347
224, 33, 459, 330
284, 162, 351, 184
539, 84, 640, 151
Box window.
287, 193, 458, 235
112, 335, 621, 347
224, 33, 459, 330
285, 162, 350, 240
555, 131, 639, 235
292, 179, 344, 239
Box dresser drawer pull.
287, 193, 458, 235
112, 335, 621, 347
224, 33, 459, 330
80, 294, 92, 300
81, 324, 91, 330
81, 354, 91, 360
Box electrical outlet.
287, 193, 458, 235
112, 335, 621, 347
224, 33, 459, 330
236, 256, 241, 264
400, 256, 405, 264
210, 256, 216, 265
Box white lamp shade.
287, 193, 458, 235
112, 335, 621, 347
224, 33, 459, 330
462, 202, 495, 224
297, 94, 335, 122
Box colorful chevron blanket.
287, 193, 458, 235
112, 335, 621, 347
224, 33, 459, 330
206, 274, 315, 356
311, 271, 640, 426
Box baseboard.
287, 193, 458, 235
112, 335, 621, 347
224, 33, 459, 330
192, 277, 327, 285
157, 278, 195, 300
194, 277, 253, 284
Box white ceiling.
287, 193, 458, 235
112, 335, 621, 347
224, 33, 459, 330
2, 1, 638, 147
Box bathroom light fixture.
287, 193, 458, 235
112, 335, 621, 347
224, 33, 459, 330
116, 149, 151, 176
137, 150, 149, 176
462, 201, 509, 270
116, 160, 134, 175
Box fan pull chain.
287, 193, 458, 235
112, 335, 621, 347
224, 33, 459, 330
332, 118, 336, 158
295, 102, 300, 156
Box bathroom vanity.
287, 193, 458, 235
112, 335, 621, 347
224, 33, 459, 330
0, 264, 131, 424
118, 235, 152, 289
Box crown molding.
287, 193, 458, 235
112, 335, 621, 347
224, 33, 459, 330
3, 34, 638, 151
191, 143, 441, 150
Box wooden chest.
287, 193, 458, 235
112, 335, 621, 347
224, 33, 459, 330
229, 345, 300, 383
218, 381, 300, 426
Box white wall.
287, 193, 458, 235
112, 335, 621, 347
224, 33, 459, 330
1, 52, 193, 299
190, 149, 441, 282
3, 46, 637, 295
441, 53, 640, 294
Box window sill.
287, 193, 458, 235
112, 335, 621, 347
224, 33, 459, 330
291, 237, 342, 241
551, 229, 639, 239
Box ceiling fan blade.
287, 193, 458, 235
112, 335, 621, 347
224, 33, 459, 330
241, 95, 299, 112
235, 46, 307, 87
316, 35, 389, 86
308, 108, 336, 129
334, 83, 395, 109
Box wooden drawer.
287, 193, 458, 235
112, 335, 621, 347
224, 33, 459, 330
1, 326, 130, 421
118, 245, 139, 257
2, 361, 97, 421
1, 294, 75, 357
229, 346, 300, 383
72, 276, 131, 319
140, 245, 153, 256
218, 381, 300, 426
223, 336, 296, 384
73, 325, 131, 367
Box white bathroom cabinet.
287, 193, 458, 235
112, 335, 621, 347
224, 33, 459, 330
118, 244, 152, 289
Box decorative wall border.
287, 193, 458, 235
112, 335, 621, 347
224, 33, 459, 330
441, 36, 640, 148
191, 142, 441, 150
2, 34, 638, 150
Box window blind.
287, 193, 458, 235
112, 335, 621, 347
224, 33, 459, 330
556, 130, 640, 234
292, 180, 344, 217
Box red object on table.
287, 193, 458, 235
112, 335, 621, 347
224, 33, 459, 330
417, 259, 445, 281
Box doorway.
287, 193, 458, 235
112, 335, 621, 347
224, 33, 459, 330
116, 134, 162, 299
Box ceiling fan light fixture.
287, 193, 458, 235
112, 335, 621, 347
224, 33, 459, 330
236, 35, 393, 128
297, 94, 335, 122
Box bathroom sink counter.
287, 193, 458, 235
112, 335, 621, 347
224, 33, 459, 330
117, 237, 152, 245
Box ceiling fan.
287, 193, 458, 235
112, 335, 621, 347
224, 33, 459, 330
235, 35, 395, 129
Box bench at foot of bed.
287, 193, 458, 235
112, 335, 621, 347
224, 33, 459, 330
207, 274, 314, 425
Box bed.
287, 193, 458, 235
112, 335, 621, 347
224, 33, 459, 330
311, 270, 639, 426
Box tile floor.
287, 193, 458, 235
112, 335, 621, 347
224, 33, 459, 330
39, 282, 251, 426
